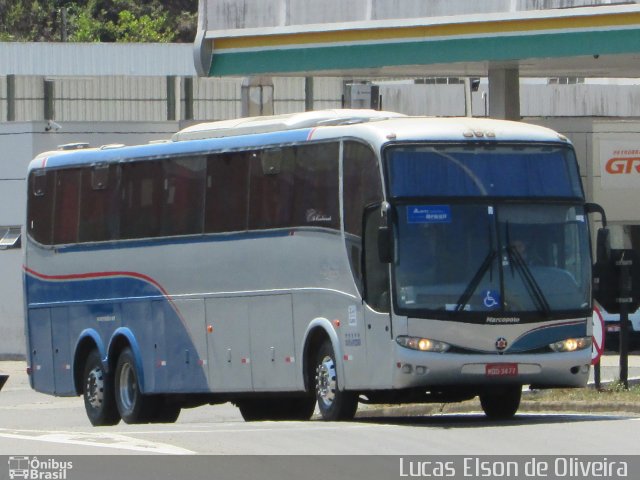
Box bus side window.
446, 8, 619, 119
28, 170, 55, 245
162, 156, 206, 236
293, 143, 339, 230
52, 169, 81, 245
343, 141, 383, 296
248, 149, 295, 230
79, 164, 120, 242
205, 152, 250, 233
120, 161, 163, 239
343, 141, 382, 237
363, 206, 390, 313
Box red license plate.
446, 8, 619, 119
485, 363, 518, 377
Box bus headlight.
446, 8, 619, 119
549, 337, 592, 352
396, 336, 450, 353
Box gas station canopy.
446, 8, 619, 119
194, 3, 640, 78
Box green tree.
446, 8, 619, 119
0, 0, 197, 43
105, 10, 174, 43
0, 0, 61, 41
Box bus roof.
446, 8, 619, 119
28, 111, 570, 172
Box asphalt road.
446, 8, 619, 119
1, 360, 639, 458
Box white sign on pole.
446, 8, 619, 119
592, 306, 605, 365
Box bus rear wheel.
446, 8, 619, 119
82, 349, 120, 426
314, 340, 358, 421
479, 385, 522, 420
114, 347, 156, 424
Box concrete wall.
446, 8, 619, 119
5, 75, 640, 122
378, 83, 640, 118
0, 121, 180, 358
201, 0, 628, 29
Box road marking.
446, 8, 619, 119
0, 428, 194, 455
115, 420, 390, 435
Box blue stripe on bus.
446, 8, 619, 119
508, 321, 587, 353
27, 270, 210, 394
25, 269, 169, 306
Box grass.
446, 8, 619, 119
358, 382, 640, 417
500, 382, 640, 414
524, 382, 640, 403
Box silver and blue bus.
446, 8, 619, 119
24, 110, 597, 425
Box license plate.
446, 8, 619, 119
485, 363, 518, 377
606, 324, 621, 333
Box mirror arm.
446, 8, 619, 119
585, 202, 607, 228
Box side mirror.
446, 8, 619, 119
595, 228, 611, 266
585, 203, 608, 227
376, 202, 394, 264
377, 225, 393, 264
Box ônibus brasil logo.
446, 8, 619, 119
8, 456, 73, 480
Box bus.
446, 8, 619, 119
24, 110, 601, 425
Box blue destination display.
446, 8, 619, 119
407, 205, 451, 223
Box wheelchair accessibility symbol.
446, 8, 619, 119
483, 290, 500, 309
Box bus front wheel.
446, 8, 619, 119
82, 349, 120, 426
314, 340, 358, 421
479, 385, 522, 420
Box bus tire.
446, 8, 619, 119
114, 347, 154, 424
147, 396, 181, 424
479, 385, 521, 420
283, 396, 316, 420
314, 340, 358, 421
237, 396, 315, 421
82, 349, 120, 426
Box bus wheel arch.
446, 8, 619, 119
73, 334, 104, 396
302, 326, 330, 393
302, 321, 344, 392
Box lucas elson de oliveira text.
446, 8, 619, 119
399, 457, 628, 478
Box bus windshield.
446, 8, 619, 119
386, 144, 590, 320
386, 143, 584, 199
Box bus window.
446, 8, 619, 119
363, 205, 390, 312
248, 148, 295, 230
120, 161, 163, 239
344, 141, 382, 295
205, 152, 250, 233
162, 156, 206, 236
53, 169, 81, 245
79, 164, 120, 242
28, 170, 55, 245
292, 143, 339, 230
343, 141, 382, 237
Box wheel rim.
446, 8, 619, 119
85, 366, 105, 410
118, 362, 137, 413
316, 354, 337, 408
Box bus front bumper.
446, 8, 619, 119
392, 347, 591, 389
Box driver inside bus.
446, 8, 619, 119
512, 239, 541, 265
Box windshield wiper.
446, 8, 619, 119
506, 245, 551, 317
455, 249, 498, 312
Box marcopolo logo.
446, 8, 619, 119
8, 457, 73, 480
